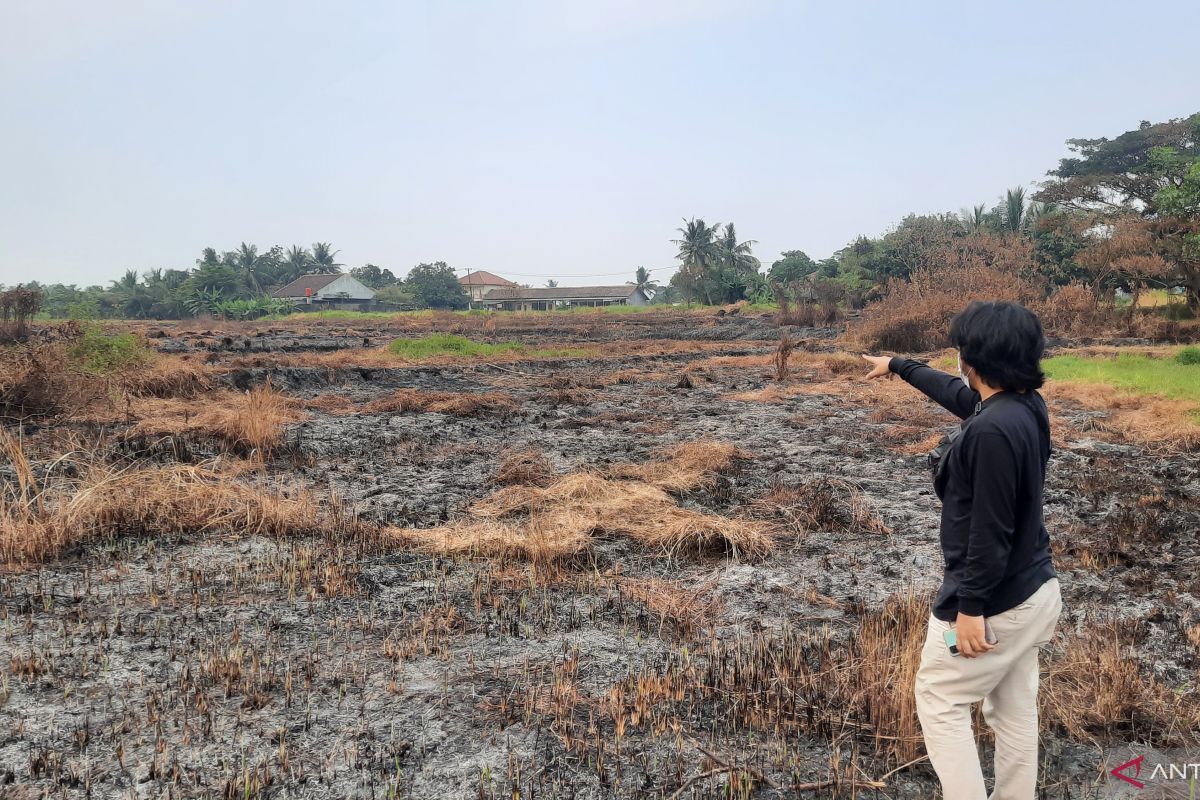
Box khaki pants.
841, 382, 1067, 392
915, 578, 1062, 800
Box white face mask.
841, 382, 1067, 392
957, 354, 972, 389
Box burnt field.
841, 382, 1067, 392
1, 310, 1198, 799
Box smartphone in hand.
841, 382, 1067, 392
943, 620, 997, 656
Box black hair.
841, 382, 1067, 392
949, 301, 1045, 392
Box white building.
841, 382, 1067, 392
272, 273, 376, 309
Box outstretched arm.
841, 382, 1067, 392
861, 354, 979, 420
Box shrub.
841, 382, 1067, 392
69, 324, 150, 373
0, 287, 43, 342
1033, 283, 1105, 339
852, 263, 1039, 352
1177, 346, 1200, 365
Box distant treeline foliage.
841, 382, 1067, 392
7, 112, 1198, 321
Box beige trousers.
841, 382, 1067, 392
914, 578, 1062, 800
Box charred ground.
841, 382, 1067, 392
1, 310, 1197, 799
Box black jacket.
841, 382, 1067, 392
890, 357, 1056, 622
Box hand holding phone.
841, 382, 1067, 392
943, 619, 997, 657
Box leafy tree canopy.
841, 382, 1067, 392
404, 262, 468, 309
767, 250, 817, 284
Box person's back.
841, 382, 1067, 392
862, 300, 1062, 800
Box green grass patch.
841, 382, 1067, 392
1043, 350, 1200, 403
275, 309, 437, 321
387, 334, 587, 360
69, 324, 151, 374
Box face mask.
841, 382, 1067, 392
957, 354, 972, 389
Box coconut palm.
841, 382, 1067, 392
672, 219, 723, 304
281, 246, 313, 282
717, 223, 760, 276
231, 242, 276, 294
714, 223, 761, 302
632, 266, 659, 298
1004, 186, 1028, 234
310, 242, 342, 273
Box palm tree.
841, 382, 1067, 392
546, 279, 558, 288
231, 242, 273, 294
632, 266, 659, 298
110, 269, 140, 293
716, 223, 761, 302
961, 204, 987, 234
672, 218, 722, 304
282, 245, 313, 282
310, 242, 342, 273
197, 247, 221, 268
717, 223, 759, 274
1004, 186, 1028, 234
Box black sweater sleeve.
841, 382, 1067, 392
888, 357, 980, 420
958, 430, 1018, 616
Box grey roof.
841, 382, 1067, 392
272, 273, 343, 298
481, 285, 641, 302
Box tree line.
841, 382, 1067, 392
9, 112, 1197, 320
668, 112, 1199, 315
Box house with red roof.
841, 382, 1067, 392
458, 270, 518, 303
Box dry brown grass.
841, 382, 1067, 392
121, 354, 214, 398
1042, 619, 1200, 746
0, 341, 110, 420
1046, 381, 1200, 451
362, 388, 517, 416
606, 590, 931, 768
491, 449, 556, 487
606, 440, 751, 493
750, 478, 890, 539
303, 392, 355, 413
394, 443, 774, 563
617, 577, 722, 639
389, 512, 592, 567
773, 333, 795, 382
0, 431, 364, 564
123, 383, 306, 456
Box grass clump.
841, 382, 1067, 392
388, 333, 521, 358
0, 431, 363, 564
69, 324, 151, 373
387, 333, 587, 360
1177, 345, 1200, 365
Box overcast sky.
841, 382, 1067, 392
2, 0, 1198, 288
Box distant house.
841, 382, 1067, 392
479, 285, 651, 311
459, 270, 518, 303
272, 273, 376, 310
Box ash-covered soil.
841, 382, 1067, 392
1, 317, 1197, 799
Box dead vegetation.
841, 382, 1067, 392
393, 442, 773, 563
2, 312, 1194, 797
363, 388, 517, 416
606, 440, 750, 493
1041, 619, 1200, 746
0, 430, 366, 564
491, 448, 556, 487
122, 383, 306, 456
749, 478, 890, 538
1046, 380, 1200, 451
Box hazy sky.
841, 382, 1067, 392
3, 1, 1198, 288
